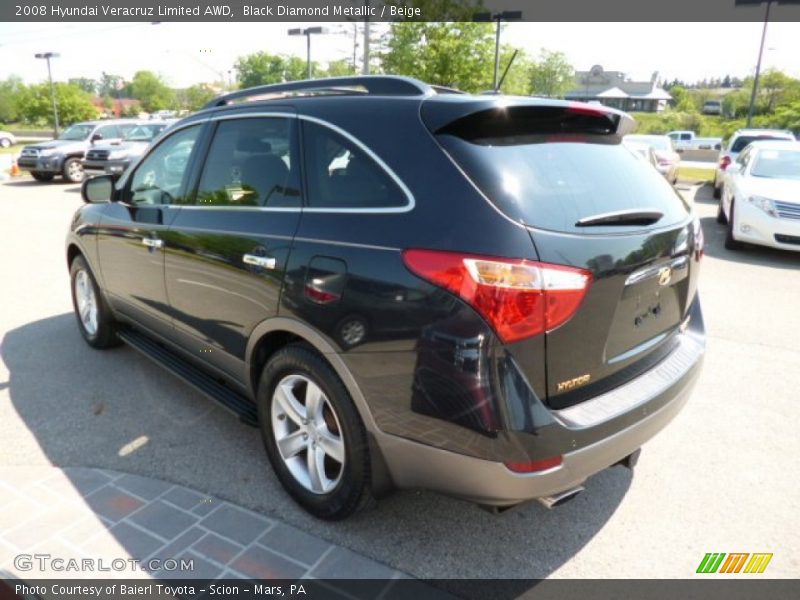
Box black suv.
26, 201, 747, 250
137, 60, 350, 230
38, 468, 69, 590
68, 76, 705, 520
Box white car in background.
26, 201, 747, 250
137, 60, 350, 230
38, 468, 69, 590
713, 128, 795, 199
718, 140, 800, 252
0, 131, 15, 148
625, 134, 680, 184
623, 140, 659, 170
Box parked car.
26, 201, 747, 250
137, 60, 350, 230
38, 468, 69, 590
667, 130, 723, 152
17, 120, 137, 183
624, 140, 659, 169
712, 128, 796, 199
702, 100, 722, 116
624, 134, 680, 184
718, 140, 800, 252
0, 131, 15, 148
82, 120, 175, 178
68, 76, 705, 519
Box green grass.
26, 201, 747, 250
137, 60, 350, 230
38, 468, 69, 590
678, 166, 715, 183
0, 144, 25, 155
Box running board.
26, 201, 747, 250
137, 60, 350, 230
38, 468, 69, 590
118, 328, 259, 427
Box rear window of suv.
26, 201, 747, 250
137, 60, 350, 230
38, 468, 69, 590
435, 107, 689, 233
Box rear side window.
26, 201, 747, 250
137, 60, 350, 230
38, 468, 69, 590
436, 111, 689, 233
195, 118, 301, 208
302, 120, 407, 209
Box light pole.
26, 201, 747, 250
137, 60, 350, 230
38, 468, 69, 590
35, 52, 60, 137
474, 11, 522, 91
734, 0, 800, 126
288, 27, 329, 79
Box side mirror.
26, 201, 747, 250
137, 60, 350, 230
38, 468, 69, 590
91, 133, 103, 143
81, 174, 114, 204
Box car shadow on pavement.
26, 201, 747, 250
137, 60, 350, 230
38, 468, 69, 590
700, 216, 800, 270
690, 183, 717, 205
3, 313, 631, 584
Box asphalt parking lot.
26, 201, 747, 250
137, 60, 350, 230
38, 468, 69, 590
0, 177, 798, 580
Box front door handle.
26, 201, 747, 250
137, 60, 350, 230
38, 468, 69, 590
243, 254, 276, 269
141, 237, 163, 249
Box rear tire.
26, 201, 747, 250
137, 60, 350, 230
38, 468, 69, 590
257, 344, 372, 520
31, 171, 55, 182
70, 255, 120, 349
724, 200, 744, 251
62, 157, 84, 183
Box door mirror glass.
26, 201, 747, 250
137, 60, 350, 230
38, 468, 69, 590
81, 175, 114, 204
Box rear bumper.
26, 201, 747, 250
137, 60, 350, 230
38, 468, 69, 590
378, 329, 703, 506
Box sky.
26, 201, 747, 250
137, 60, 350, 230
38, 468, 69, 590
1, 21, 799, 89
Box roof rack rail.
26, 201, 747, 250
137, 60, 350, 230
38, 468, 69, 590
203, 75, 436, 109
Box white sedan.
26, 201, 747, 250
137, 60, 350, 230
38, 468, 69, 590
719, 140, 800, 252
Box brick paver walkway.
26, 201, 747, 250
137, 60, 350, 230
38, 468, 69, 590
0, 466, 406, 588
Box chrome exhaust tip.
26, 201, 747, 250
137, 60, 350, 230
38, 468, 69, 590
536, 485, 584, 509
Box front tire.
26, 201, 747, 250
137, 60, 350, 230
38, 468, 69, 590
0, 138, 11, 148
257, 345, 372, 520
724, 200, 744, 251
31, 171, 55, 182
62, 157, 84, 183
70, 256, 120, 348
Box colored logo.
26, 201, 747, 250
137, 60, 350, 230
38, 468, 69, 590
696, 553, 773, 574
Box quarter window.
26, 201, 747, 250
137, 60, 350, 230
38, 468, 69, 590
195, 118, 301, 208
127, 125, 201, 205
302, 121, 407, 209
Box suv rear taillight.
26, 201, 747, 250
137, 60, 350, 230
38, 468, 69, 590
719, 155, 732, 170
402, 249, 592, 343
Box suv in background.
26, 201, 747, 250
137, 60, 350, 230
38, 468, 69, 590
82, 120, 175, 178
69, 76, 705, 519
18, 119, 137, 183
713, 128, 796, 198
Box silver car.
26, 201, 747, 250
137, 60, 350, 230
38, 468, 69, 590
624, 134, 680, 184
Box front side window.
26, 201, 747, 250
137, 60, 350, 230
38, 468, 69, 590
302, 121, 407, 209
127, 125, 201, 205
97, 125, 120, 140
195, 117, 301, 208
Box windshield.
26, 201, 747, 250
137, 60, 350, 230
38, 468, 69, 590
124, 124, 166, 141
58, 125, 94, 141
750, 149, 800, 180
731, 135, 792, 153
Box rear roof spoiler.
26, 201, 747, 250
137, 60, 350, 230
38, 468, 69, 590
421, 96, 636, 139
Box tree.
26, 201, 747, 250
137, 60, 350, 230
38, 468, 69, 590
759, 69, 797, 114
528, 50, 573, 98
98, 72, 125, 98
18, 83, 96, 127
0, 76, 26, 123
182, 84, 217, 111
235, 52, 316, 88
324, 59, 356, 78
128, 71, 175, 112
669, 86, 695, 112
68, 77, 98, 95
380, 22, 495, 92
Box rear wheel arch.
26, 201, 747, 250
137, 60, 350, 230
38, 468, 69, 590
246, 318, 394, 496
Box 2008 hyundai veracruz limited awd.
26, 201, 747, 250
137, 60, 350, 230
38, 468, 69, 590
67, 76, 705, 520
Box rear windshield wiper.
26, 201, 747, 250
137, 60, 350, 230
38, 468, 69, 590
575, 209, 664, 227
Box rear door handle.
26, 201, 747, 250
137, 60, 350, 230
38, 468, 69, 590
243, 254, 276, 269
141, 237, 163, 249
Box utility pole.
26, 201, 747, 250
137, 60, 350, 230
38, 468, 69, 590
35, 52, 60, 137
473, 11, 522, 91
747, 0, 772, 127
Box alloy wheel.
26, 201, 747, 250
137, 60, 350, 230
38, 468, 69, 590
74, 269, 98, 336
